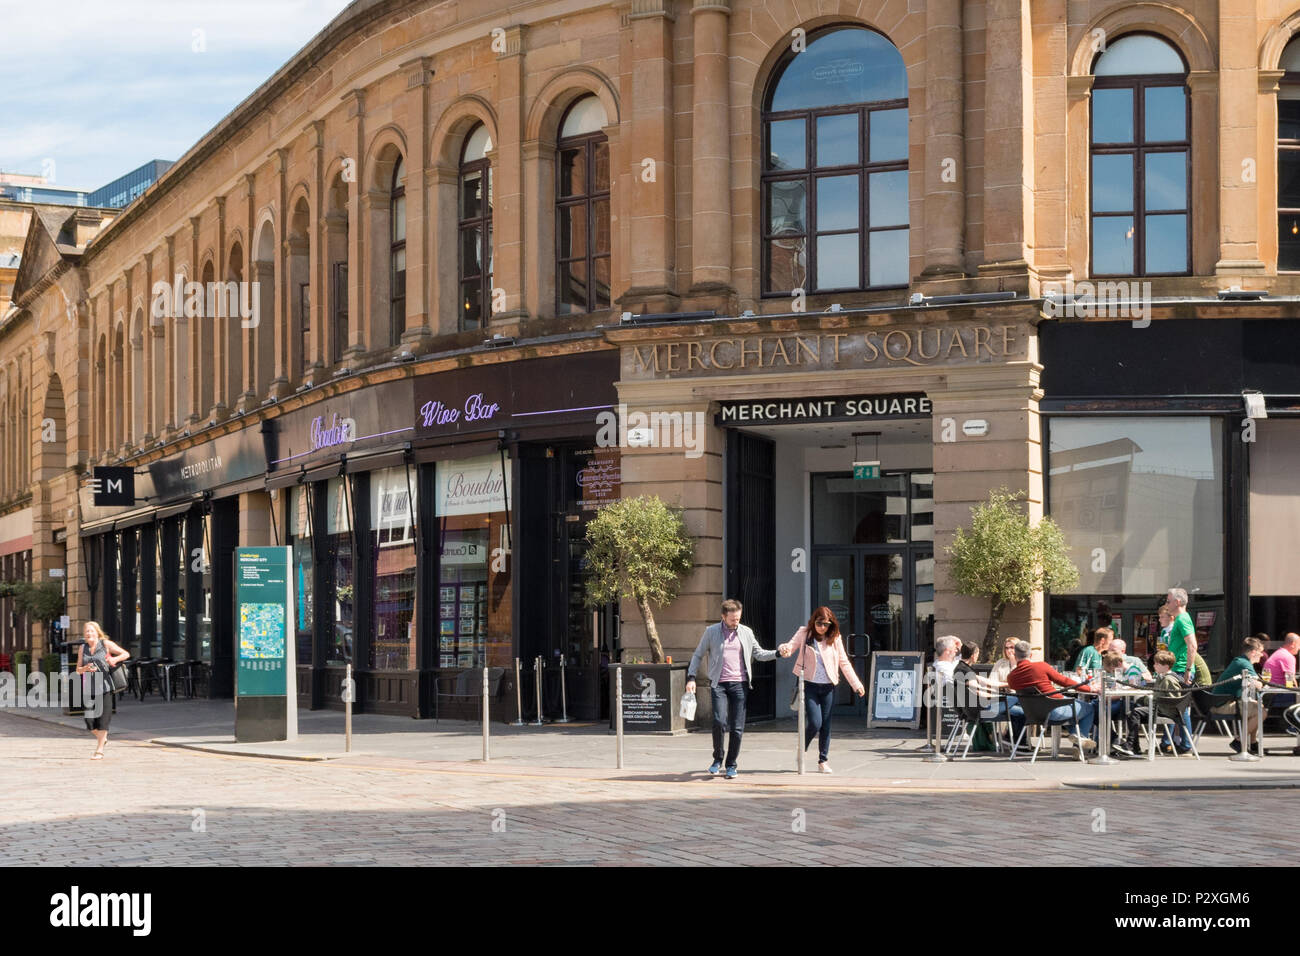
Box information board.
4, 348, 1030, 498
234, 547, 293, 697
867, 651, 924, 729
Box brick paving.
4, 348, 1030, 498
3, 709, 1298, 866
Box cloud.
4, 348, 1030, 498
0, 0, 353, 190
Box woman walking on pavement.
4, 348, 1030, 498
76, 621, 130, 760
778, 607, 865, 773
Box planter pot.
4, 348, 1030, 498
608, 662, 689, 735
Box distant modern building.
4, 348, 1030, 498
87, 160, 173, 210
0, 172, 89, 207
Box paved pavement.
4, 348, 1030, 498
2, 708, 1298, 866
9, 696, 1300, 790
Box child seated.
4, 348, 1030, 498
1124, 650, 1192, 755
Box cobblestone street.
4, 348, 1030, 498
2, 711, 1293, 866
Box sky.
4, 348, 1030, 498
0, 0, 353, 192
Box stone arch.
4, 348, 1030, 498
252, 218, 277, 398
525, 68, 621, 146
1068, 3, 1214, 77
112, 320, 126, 451
323, 167, 350, 365
223, 238, 246, 409
94, 333, 107, 456
288, 194, 312, 381
364, 126, 409, 192
364, 136, 407, 350
197, 258, 216, 418
430, 95, 499, 168
130, 308, 146, 442
37, 372, 65, 482
1261, 10, 1300, 70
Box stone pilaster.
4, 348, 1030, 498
921, 0, 966, 281
686, 0, 733, 305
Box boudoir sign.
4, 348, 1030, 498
436, 454, 512, 517
269, 380, 414, 469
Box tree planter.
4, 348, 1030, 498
608, 662, 689, 735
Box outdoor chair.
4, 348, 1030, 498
1009, 687, 1086, 763
1190, 687, 1240, 744
943, 690, 1002, 759
1138, 687, 1200, 760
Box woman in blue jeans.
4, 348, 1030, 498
778, 607, 865, 773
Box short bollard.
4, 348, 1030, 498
615, 665, 625, 769
532, 656, 544, 726
555, 655, 572, 724
511, 657, 524, 726
796, 674, 806, 775
481, 665, 490, 763
923, 668, 947, 763
341, 663, 355, 754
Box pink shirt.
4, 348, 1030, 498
718, 627, 745, 683
1264, 647, 1296, 685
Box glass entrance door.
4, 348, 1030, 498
813, 548, 907, 716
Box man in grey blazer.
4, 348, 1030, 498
686, 598, 777, 778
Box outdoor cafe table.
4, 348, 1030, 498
1075, 681, 1157, 762
1251, 683, 1298, 759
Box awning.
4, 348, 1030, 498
213, 476, 272, 500
303, 461, 344, 483
154, 501, 198, 522
412, 439, 499, 464
265, 469, 304, 491
345, 449, 408, 474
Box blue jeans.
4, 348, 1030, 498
803, 682, 835, 763
711, 682, 747, 769
996, 696, 1024, 740
1047, 699, 1094, 738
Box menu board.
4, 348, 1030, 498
867, 651, 924, 729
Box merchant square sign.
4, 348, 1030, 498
623, 324, 1028, 379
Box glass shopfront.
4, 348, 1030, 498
324, 476, 354, 667
435, 454, 511, 669
370, 466, 417, 670
288, 485, 314, 667
1047, 416, 1226, 665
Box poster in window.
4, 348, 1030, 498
440, 587, 455, 602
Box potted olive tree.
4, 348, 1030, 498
947, 488, 1079, 659
584, 495, 695, 733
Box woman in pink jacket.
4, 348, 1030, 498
778, 607, 865, 773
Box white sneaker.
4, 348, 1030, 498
818, 762, 832, 773
1070, 734, 1097, 753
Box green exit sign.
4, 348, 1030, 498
853, 461, 880, 480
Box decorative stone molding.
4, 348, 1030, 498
691, 0, 729, 13
1259, 69, 1286, 95
494, 25, 526, 58
344, 89, 366, 119
402, 55, 432, 89
1066, 74, 1093, 101
629, 0, 673, 21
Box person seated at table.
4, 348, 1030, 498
1108, 639, 1152, 684
1100, 651, 1140, 757
1075, 627, 1113, 674
1191, 651, 1212, 687
971, 637, 1024, 743
1263, 633, 1300, 704
1123, 650, 1193, 755
1214, 636, 1266, 755
1006, 640, 1096, 751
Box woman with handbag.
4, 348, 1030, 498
75, 621, 130, 760
778, 607, 865, 773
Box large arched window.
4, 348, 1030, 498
389, 157, 407, 345
1090, 34, 1190, 276
556, 95, 611, 314
459, 124, 493, 330
1278, 35, 1300, 271
761, 26, 909, 295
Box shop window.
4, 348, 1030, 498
811, 472, 910, 545
1248, 421, 1300, 640
761, 26, 909, 295
288, 485, 315, 669
459, 123, 494, 330
325, 476, 354, 666
389, 157, 407, 345
436, 454, 512, 668
1090, 34, 1190, 276
370, 467, 417, 671
176, 518, 187, 656
556, 95, 611, 314
1278, 36, 1300, 270
1047, 417, 1224, 664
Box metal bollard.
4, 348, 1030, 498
555, 655, 571, 724
343, 663, 353, 754
615, 664, 625, 769
481, 665, 490, 762
923, 668, 948, 763
511, 657, 524, 726
797, 673, 806, 775
1230, 680, 1260, 762
532, 656, 544, 726
1088, 673, 1115, 765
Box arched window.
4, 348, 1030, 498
761, 26, 909, 295
556, 95, 611, 314
1091, 34, 1190, 276
390, 157, 407, 345
1278, 35, 1300, 271
459, 124, 494, 330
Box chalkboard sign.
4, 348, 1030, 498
867, 651, 924, 729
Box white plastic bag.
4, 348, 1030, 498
679, 689, 697, 720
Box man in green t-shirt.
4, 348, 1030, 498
1075, 626, 1113, 673
1165, 587, 1197, 685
